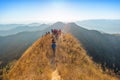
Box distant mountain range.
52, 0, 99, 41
76, 19, 120, 34
0, 21, 120, 74
0, 19, 120, 36
0, 24, 49, 36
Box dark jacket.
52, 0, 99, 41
52, 43, 56, 49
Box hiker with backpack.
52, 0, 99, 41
52, 38, 56, 57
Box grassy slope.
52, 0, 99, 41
5, 34, 118, 80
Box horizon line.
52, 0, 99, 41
0, 19, 120, 24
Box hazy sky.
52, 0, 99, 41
0, 0, 120, 23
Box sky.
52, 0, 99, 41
0, 0, 120, 24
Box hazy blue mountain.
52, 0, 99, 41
37, 22, 65, 34
76, 19, 120, 34
0, 24, 24, 30
0, 24, 49, 36
27, 23, 41, 27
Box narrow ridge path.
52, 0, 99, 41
51, 33, 64, 80
51, 69, 63, 80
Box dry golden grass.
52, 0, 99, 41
5, 34, 53, 80
56, 34, 118, 80
4, 34, 119, 80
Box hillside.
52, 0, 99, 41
4, 34, 118, 80
0, 31, 43, 67
63, 23, 120, 73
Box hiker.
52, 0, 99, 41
52, 38, 56, 57
51, 29, 53, 33
58, 29, 61, 36
51, 29, 62, 40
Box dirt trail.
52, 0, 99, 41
51, 69, 63, 80
51, 34, 64, 80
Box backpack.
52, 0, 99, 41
52, 43, 56, 49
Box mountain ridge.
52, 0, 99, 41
5, 33, 118, 80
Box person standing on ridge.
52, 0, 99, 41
52, 38, 56, 57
